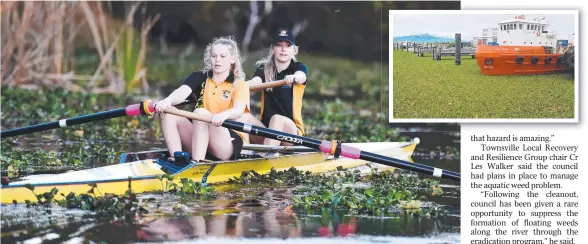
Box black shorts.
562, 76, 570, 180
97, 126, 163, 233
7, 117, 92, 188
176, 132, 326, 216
187, 118, 243, 161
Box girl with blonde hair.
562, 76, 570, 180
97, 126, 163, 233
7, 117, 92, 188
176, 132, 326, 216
154, 36, 250, 164
240, 28, 308, 152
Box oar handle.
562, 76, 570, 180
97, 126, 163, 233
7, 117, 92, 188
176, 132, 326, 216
249, 80, 287, 91
165, 107, 212, 123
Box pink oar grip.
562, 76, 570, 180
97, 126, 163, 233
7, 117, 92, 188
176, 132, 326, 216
124, 101, 156, 116
340, 145, 361, 159
319, 141, 334, 154
125, 104, 141, 116
319, 141, 361, 159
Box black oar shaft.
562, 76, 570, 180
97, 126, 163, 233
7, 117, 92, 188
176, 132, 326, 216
359, 151, 461, 182
164, 107, 461, 182
1, 108, 127, 138
224, 120, 460, 182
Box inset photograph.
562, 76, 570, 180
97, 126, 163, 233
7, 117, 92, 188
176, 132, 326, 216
389, 10, 578, 122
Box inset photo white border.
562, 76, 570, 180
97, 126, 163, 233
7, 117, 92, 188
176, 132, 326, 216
388, 10, 579, 123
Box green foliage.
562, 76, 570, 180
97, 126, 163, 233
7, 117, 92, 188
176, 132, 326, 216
156, 174, 217, 200
0, 86, 162, 172
303, 99, 400, 142
228, 166, 447, 215
227, 167, 313, 185
391, 50, 574, 119
116, 27, 144, 93
17, 175, 217, 218
20, 182, 146, 219
0, 86, 157, 136
0, 139, 122, 173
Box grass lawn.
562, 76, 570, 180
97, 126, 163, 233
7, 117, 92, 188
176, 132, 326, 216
391, 50, 575, 119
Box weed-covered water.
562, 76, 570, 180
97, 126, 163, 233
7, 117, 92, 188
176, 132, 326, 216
1, 86, 460, 243
1, 173, 460, 243
1, 134, 460, 243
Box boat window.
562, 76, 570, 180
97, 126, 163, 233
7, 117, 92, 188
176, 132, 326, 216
519, 24, 523, 29
514, 24, 517, 29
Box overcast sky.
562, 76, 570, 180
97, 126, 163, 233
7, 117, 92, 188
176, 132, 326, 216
392, 14, 575, 40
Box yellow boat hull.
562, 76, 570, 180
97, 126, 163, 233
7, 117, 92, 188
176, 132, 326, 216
0, 141, 418, 204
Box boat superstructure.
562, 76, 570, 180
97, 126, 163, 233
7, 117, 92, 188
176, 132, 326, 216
475, 14, 574, 75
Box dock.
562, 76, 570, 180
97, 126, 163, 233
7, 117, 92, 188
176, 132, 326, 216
393, 33, 476, 65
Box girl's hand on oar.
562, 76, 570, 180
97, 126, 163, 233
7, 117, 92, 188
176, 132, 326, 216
154, 99, 172, 113
211, 112, 229, 127
284, 75, 296, 86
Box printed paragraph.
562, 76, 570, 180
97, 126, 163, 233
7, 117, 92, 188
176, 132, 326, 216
467, 134, 579, 244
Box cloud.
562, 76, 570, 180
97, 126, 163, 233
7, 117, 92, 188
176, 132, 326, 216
391, 13, 575, 41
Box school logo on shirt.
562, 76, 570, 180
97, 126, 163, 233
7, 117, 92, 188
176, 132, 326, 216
222, 90, 231, 100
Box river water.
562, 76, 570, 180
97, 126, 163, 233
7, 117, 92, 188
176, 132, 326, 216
1, 124, 460, 244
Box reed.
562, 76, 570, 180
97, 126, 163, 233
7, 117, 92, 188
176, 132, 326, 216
0, 1, 159, 94
81, 1, 159, 94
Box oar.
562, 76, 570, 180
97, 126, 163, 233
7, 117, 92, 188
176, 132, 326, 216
161, 106, 461, 182
0, 80, 285, 139
242, 144, 317, 153
0, 100, 194, 139
249, 80, 287, 91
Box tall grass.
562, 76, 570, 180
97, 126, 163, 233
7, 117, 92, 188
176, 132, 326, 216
1, 2, 84, 90
0, 1, 159, 94
81, 1, 159, 94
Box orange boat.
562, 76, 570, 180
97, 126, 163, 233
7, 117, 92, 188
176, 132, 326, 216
473, 14, 575, 75
475, 45, 572, 75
